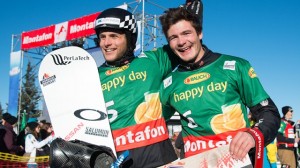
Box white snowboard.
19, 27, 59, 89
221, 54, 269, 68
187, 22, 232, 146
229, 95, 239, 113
38, 46, 116, 157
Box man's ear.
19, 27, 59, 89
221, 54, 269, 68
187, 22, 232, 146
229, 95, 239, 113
198, 32, 203, 40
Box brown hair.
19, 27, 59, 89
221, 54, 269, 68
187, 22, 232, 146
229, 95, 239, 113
159, 7, 202, 40
26, 122, 40, 138
41, 122, 52, 131
40, 122, 52, 140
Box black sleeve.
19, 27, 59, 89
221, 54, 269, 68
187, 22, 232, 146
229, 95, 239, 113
249, 98, 281, 146
277, 132, 295, 144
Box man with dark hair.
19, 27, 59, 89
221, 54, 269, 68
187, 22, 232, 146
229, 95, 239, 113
277, 106, 299, 168
93, 7, 181, 168
159, 1, 280, 166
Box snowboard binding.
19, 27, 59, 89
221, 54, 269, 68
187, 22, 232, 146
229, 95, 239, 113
50, 138, 116, 168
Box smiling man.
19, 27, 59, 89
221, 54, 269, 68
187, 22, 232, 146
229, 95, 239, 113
159, 1, 280, 166
94, 7, 181, 168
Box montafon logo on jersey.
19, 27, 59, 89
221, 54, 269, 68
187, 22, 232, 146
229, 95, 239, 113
184, 72, 210, 84
51, 54, 90, 65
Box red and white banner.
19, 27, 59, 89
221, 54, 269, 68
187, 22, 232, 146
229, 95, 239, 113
66, 13, 100, 41
21, 25, 55, 50
21, 4, 127, 50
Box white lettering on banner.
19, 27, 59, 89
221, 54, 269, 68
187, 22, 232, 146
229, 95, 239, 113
185, 135, 233, 153
115, 125, 166, 146
248, 129, 262, 159
23, 33, 53, 44
70, 21, 94, 34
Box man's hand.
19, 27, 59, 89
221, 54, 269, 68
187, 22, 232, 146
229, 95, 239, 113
185, 0, 203, 25
229, 131, 255, 160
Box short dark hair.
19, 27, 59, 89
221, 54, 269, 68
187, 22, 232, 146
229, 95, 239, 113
159, 7, 202, 40
282, 106, 293, 116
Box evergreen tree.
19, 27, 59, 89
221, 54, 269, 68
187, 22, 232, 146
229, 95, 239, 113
0, 102, 3, 119
20, 61, 41, 119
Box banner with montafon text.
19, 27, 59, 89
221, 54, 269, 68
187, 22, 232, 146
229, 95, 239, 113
21, 4, 127, 50
21, 12, 99, 50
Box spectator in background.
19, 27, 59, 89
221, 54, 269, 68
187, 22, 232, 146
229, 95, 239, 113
171, 126, 181, 159
38, 119, 46, 129
40, 122, 53, 140
24, 122, 54, 158
0, 113, 24, 155
16, 129, 26, 149
175, 131, 185, 159
39, 122, 53, 155
277, 106, 299, 168
265, 140, 278, 168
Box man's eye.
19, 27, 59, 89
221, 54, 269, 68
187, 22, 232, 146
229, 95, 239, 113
168, 36, 176, 41
183, 32, 190, 35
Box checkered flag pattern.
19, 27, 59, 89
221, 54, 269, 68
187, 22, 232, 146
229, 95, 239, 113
119, 15, 137, 33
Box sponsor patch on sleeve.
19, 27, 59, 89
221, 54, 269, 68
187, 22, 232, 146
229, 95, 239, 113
163, 76, 172, 88
223, 61, 236, 70
248, 67, 257, 78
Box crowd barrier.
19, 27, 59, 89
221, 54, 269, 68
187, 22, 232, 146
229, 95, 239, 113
0, 152, 49, 168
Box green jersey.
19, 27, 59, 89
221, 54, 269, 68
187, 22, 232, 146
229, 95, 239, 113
161, 53, 269, 157
98, 46, 178, 152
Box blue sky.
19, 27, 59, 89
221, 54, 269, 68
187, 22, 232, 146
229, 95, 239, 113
1, 0, 300, 120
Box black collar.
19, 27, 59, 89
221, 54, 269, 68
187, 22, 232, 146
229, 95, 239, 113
178, 45, 221, 71
104, 55, 135, 67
